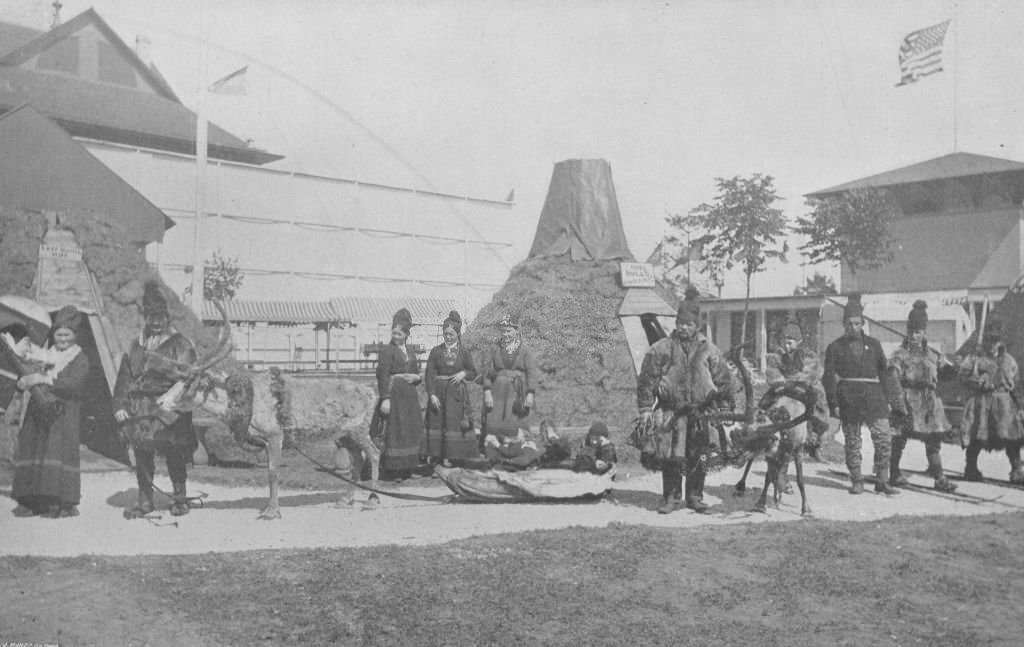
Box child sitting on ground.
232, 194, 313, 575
571, 422, 618, 475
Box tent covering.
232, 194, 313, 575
0, 103, 171, 244
527, 159, 633, 261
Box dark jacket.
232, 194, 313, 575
823, 332, 897, 424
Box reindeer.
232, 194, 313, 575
722, 347, 819, 517
137, 303, 376, 520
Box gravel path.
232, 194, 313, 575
3, 437, 1022, 557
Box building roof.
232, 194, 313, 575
0, 11, 281, 166
0, 103, 171, 243
331, 297, 458, 327
0, 21, 46, 54
202, 300, 342, 325
202, 297, 458, 326
807, 152, 1024, 198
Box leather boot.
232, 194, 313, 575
1007, 447, 1024, 484
889, 440, 908, 486
658, 469, 677, 514
926, 452, 957, 492
685, 471, 709, 513
124, 464, 156, 520
848, 466, 864, 494
874, 464, 900, 495
169, 482, 190, 517
964, 445, 983, 481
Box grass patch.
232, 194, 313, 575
1, 514, 1022, 646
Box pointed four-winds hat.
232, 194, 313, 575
842, 293, 864, 321
676, 285, 701, 323
391, 307, 413, 333
142, 280, 169, 318
907, 300, 928, 331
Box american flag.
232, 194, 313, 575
896, 20, 950, 86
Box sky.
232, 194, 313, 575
9, 0, 1024, 298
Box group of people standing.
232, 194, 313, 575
825, 294, 1024, 496
369, 307, 616, 479
636, 287, 1024, 515
369, 308, 540, 480
5, 281, 206, 521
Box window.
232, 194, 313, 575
97, 41, 136, 87
36, 36, 79, 75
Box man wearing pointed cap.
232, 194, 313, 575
958, 316, 1024, 484
888, 301, 957, 492
636, 286, 735, 514
823, 294, 904, 495
113, 280, 198, 518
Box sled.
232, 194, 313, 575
435, 465, 616, 502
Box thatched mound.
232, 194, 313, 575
462, 257, 641, 432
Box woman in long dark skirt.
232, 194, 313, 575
370, 308, 424, 480
12, 305, 90, 518
424, 310, 478, 466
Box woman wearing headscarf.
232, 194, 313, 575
423, 310, 478, 466
888, 301, 957, 492
371, 307, 425, 480
958, 317, 1024, 484
11, 305, 90, 518
481, 313, 538, 445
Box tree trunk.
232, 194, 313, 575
740, 271, 752, 357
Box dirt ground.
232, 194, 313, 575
2, 432, 1024, 646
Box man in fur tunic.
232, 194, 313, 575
888, 301, 957, 492
636, 288, 735, 514
114, 281, 198, 518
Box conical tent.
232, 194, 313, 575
465, 160, 672, 432
527, 159, 633, 261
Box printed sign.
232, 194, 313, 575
619, 262, 655, 288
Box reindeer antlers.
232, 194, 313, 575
192, 300, 234, 375
143, 300, 233, 377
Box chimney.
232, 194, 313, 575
135, 35, 152, 66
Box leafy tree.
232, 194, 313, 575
794, 187, 897, 291
673, 174, 788, 347
202, 250, 245, 301
793, 272, 837, 296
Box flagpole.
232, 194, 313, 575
951, 6, 958, 152
190, 1, 209, 316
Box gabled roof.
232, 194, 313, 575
0, 103, 171, 243
807, 152, 1024, 198
0, 9, 179, 101
0, 12, 281, 166
0, 66, 279, 164
0, 21, 45, 55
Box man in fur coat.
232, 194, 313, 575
114, 281, 198, 518
636, 287, 735, 514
